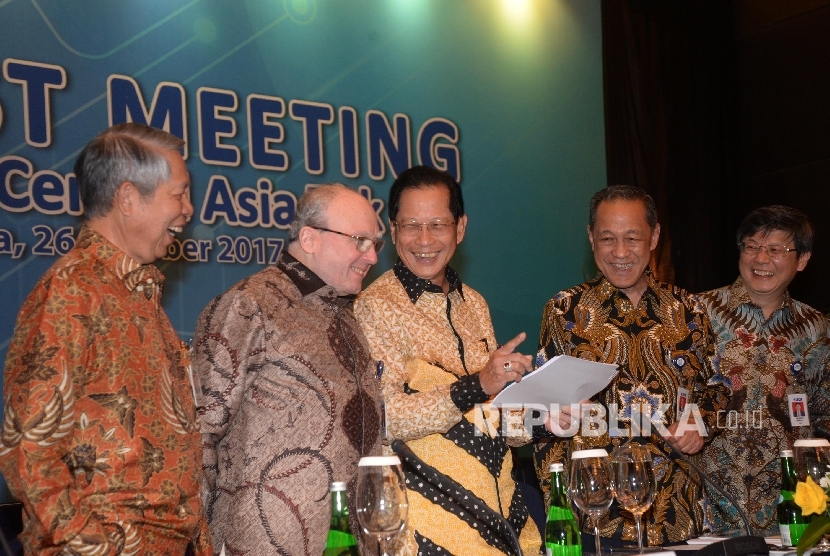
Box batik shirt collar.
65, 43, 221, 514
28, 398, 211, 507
277, 251, 355, 306
76, 224, 164, 297
594, 266, 660, 307
393, 258, 464, 305
726, 276, 792, 315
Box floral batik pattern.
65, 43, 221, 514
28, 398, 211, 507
698, 277, 830, 533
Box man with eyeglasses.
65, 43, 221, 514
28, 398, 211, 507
191, 184, 385, 555
698, 205, 830, 535
355, 166, 542, 555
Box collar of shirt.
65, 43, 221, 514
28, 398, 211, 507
393, 258, 464, 304
76, 225, 164, 297
277, 251, 355, 307
726, 276, 792, 315
593, 266, 660, 307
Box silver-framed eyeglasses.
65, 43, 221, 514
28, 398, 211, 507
739, 242, 797, 259
311, 226, 385, 253
393, 219, 456, 236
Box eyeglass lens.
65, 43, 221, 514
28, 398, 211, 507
396, 221, 455, 235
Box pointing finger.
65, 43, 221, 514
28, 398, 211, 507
499, 332, 527, 354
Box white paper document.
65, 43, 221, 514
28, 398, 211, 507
492, 355, 618, 406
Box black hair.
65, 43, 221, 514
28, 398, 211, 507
736, 205, 813, 255
388, 165, 464, 221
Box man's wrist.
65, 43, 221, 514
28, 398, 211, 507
450, 373, 489, 413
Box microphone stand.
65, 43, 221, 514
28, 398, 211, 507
391, 439, 524, 556
651, 429, 768, 556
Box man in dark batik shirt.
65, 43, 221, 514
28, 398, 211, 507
534, 186, 731, 546
699, 205, 830, 534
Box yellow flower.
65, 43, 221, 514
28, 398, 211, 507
794, 476, 828, 516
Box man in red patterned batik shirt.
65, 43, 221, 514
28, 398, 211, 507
0, 123, 211, 555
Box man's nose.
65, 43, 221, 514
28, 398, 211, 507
183, 193, 195, 218
364, 244, 379, 264
612, 241, 629, 258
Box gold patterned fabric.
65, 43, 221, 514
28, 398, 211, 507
698, 277, 830, 533
355, 263, 541, 556
0, 225, 210, 556
533, 269, 731, 545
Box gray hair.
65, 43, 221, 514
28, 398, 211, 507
288, 183, 355, 243
74, 122, 185, 219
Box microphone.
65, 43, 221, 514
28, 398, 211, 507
390, 439, 524, 556
651, 428, 768, 556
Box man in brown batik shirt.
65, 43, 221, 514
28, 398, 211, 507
193, 184, 385, 555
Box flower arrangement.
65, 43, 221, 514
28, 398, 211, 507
794, 475, 830, 556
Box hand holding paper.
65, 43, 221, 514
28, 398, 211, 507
491, 355, 618, 407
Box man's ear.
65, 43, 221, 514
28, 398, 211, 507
297, 226, 317, 255
649, 223, 661, 251
455, 214, 468, 245
796, 251, 811, 272
115, 181, 136, 216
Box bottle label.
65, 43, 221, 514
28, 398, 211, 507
548, 507, 576, 521
546, 544, 583, 556
780, 523, 809, 547
790, 523, 809, 546
780, 524, 793, 547
324, 530, 358, 548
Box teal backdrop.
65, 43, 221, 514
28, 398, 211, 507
0, 0, 605, 500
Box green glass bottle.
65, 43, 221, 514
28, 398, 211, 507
778, 449, 810, 547
546, 462, 582, 556
323, 481, 359, 556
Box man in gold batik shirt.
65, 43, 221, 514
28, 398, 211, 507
534, 185, 731, 546
356, 166, 542, 556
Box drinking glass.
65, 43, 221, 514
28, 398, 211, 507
794, 438, 830, 551
356, 456, 408, 556
611, 441, 656, 554
570, 449, 614, 556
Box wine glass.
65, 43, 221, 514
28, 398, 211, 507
570, 449, 614, 556
356, 456, 409, 556
611, 441, 656, 554
793, 439, 830, 551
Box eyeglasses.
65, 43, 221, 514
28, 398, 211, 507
393, 220, 456, 236
311, 226, 385, 253
739, 242, 797, 259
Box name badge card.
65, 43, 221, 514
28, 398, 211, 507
676, 387, 690, 419
788, 393, 810, 427
671, 354, 689, 420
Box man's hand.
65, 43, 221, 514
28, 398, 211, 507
665, 417, 705, 454
479, 332, 533, 396
545, 399, 592, 434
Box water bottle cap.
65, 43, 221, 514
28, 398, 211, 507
780, 450, 794, 457
549, 463, 564, 472
794, 438, 830, 447
330, 481, 347, 491
571, 448, 608, 459
358, 455, 401, 466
